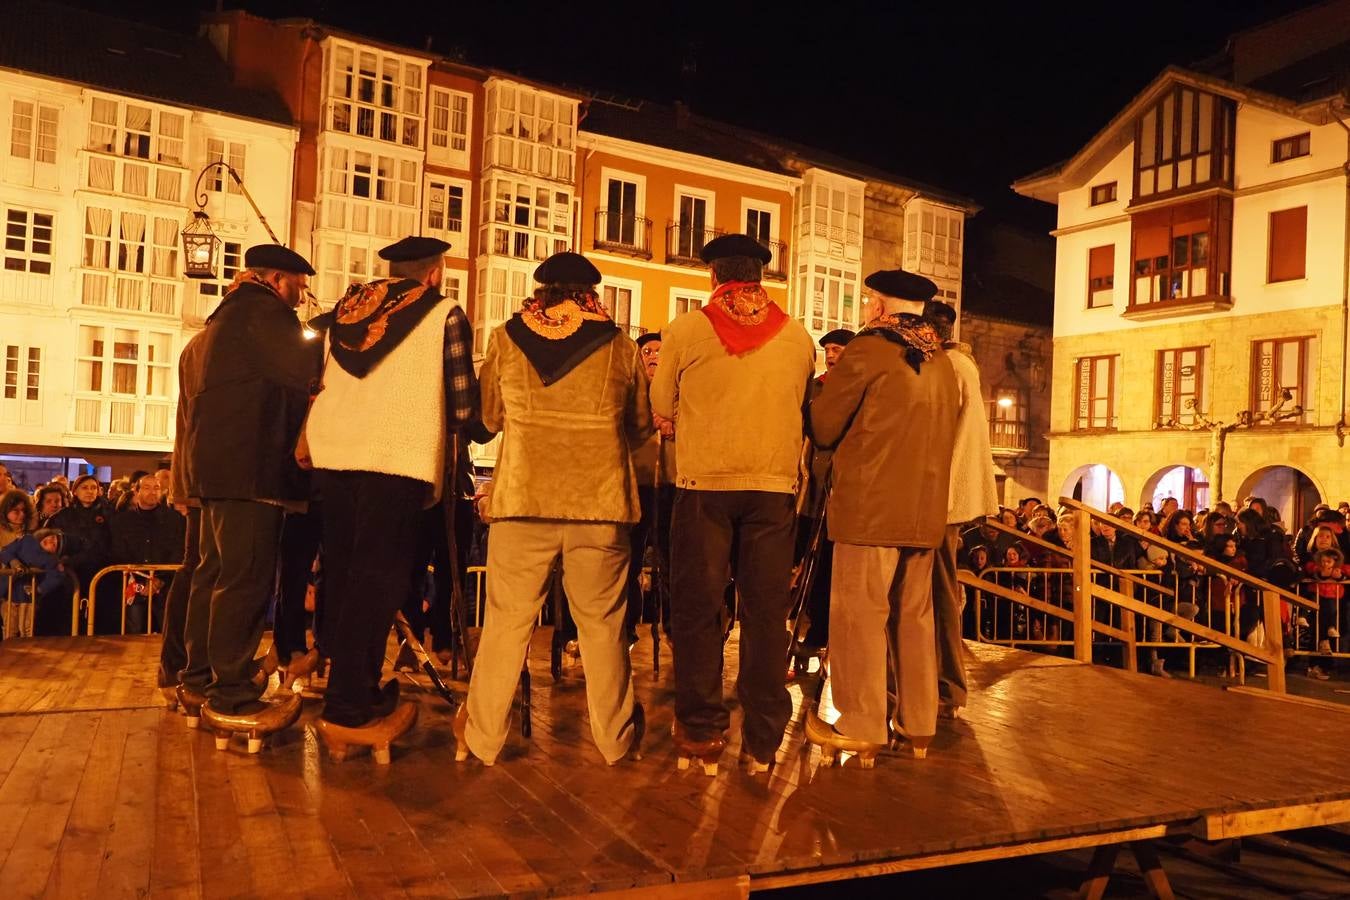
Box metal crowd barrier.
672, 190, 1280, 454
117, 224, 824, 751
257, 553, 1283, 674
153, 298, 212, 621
1290, 578, 1350, 659
1, 567, 42, 639
84, 564, 183, 636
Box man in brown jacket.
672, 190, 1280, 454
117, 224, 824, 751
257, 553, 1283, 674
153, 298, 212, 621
650, 234, 816, 775
459, 252, 652, 766
807, 269, 958, 764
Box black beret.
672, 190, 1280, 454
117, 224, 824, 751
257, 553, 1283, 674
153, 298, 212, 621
818, 329, 855, 348
924, 300, 957, 324
699, 233, 772, 265
864, 269, 938, 302
533, 251, 601, 285
378, 236, 451, 262
244, 244, 315, 276
636, 332, 662, 348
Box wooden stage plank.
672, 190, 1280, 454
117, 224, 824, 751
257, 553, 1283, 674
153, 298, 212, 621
2, 633, 1350, 897
0, 637, 162, 715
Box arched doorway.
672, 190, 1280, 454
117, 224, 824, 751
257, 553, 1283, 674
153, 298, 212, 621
1061, 464, 1125, 511
1236, 466, 1322, 530
1141, 465, 1209, 513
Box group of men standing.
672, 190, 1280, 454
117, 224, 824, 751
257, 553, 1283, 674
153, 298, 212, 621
161, 225, 997, 769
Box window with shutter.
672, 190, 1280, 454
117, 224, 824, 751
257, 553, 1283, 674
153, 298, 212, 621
1267, 207, 1307, 283
1087, 245, 1114, 308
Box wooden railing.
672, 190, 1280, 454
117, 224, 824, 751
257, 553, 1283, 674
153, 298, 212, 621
957, 497, 1315, 693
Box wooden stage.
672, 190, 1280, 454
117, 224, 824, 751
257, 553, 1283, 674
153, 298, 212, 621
2, 633, 1350, 898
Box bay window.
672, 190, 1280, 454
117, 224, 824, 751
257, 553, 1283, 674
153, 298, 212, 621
1128, 195, 1231, 310
1134, 85, 1235, 201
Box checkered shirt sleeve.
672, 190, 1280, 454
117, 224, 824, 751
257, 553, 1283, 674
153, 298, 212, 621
443, 304, 479, 430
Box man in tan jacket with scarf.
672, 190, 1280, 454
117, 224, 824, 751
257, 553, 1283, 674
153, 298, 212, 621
806, 269, 958, 766
651, 234, 815, 775
458, 252, 652, 767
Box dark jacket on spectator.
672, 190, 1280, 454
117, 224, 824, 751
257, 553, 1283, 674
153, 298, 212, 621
49, 499, 113, 586
177, 281, 320, 504
1091, 532, 1141, 569
110, 503, 184, 566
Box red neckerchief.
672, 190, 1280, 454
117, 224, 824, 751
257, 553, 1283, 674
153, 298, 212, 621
699, 281, 788, 356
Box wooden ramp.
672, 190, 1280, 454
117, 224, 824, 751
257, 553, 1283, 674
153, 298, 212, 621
1, 634, 1349, 898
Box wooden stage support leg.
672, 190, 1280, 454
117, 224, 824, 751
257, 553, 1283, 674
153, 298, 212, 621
1078, 844, 1120, 900
1129, 841, 1176, 900
1078, 841, 1175, 900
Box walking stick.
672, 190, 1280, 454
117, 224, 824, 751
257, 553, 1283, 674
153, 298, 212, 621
443, 433, 475, 680
394, 611, 457, 709
648, 435, 668, 679
520, 659, 532, 738
550, 561, 567, 682
787, 483, 832, 668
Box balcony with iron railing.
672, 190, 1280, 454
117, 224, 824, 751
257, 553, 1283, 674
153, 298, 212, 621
989, 418, 1030, 453
593, 210, 652, 259
665, 222, 723, 267
762, 239, 788, 280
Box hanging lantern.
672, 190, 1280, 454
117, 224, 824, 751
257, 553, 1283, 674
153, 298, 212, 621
181, 211, 220, 280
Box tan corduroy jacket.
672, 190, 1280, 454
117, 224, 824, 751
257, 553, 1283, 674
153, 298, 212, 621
480, 326, 653, 524
810, 333, 958, 548
944, 343, 1000, 526
650, 307, 816, 495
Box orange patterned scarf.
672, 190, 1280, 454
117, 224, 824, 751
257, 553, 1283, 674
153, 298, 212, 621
312, 278, 443, 378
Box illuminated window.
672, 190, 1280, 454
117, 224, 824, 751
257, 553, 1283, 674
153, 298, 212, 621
1155, 347, 1208, 427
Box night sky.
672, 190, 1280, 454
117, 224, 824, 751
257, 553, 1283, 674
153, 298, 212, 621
79, 0, 1323, 233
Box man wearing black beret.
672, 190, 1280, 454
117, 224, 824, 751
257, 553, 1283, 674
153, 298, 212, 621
176, 243, 320, 744
650, 232, 815, 775
458, 251, 651, 767
805, 268, 958, 766
302, 235, 480, 762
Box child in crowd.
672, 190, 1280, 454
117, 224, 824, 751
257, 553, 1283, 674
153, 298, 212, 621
1304, 548, 1350, 676
0, 528, 67, 638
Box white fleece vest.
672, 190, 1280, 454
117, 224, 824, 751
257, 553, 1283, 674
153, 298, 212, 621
306, 299, 448, 501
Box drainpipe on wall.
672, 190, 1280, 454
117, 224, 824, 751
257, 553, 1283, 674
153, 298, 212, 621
575, 103, 590, 252
294, 26, 323, 251
1332, 103, 1350, 447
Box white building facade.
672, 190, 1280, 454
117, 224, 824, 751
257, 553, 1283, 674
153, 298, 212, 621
1015, 61, 1350, 523
0, 62, 295, 479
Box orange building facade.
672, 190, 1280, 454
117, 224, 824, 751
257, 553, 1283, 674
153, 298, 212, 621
575, 105, 800, 338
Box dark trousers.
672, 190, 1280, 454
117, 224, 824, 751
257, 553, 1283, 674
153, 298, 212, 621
670, 489, 796, 762
32, 578, 75, 637
932, 524, 967, 707
403, 499, 470, 653
318, 470, 425, 728
182, 499, 283, 713
627, 484, 675, 637
275, 507, 322, 660
158, 507, 201, 686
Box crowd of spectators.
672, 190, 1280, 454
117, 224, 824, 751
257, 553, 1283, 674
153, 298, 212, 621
956, 494, 1350, 679
0, 461, 183, 638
